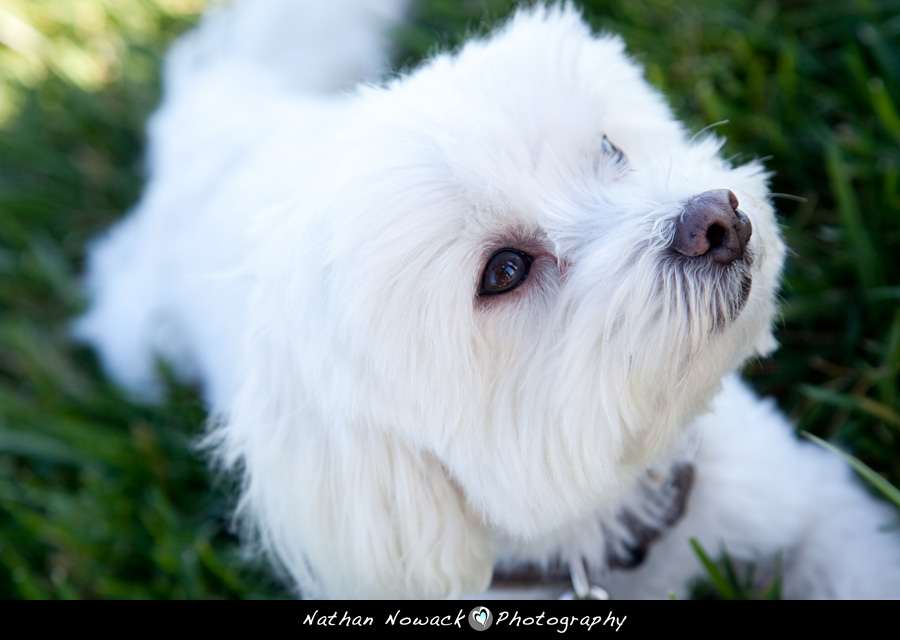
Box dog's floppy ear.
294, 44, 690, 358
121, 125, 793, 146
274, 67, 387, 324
207, 326, 495, 599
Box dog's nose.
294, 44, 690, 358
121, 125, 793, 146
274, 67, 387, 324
672, 189, 752, 264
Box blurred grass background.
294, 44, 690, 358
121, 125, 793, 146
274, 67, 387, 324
0, 0, 898, 599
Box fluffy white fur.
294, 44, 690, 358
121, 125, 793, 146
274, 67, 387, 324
75, 0, 900, 599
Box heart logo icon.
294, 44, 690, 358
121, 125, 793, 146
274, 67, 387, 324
468, 606, 492, 630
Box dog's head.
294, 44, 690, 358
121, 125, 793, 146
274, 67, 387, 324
214, 5, 785, 597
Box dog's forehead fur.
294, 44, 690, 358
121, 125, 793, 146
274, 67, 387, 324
329, 6, 775, 273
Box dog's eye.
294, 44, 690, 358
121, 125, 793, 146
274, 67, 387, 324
601, 135, 627, 165
481, 249, 532, 295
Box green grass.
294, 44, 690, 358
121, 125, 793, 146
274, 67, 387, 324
1, 0, 899, 599
688, 539, 782, 600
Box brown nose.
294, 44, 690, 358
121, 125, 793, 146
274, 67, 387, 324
672, 189, 752, 265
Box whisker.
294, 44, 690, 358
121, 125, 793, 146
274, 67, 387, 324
770, 192, 808, 203
690, 120, 730, 142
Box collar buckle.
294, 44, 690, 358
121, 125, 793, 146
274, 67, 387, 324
559, 556, 610, 600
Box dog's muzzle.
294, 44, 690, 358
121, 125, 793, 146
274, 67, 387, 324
672, 189, 752, 265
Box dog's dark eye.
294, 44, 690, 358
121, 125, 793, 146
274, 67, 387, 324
481, 249, 532, 295
601, 135, 626, 165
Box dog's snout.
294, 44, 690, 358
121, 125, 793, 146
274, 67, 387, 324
672, 189, 752, 265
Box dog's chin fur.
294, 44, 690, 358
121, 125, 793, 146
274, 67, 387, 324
75, 0, 900, 599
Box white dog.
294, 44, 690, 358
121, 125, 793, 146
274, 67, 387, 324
75, 0, 900, 599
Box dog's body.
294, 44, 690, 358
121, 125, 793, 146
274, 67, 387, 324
75, 0, 900, 598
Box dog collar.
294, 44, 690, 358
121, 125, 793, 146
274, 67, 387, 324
490, 462, 695, 597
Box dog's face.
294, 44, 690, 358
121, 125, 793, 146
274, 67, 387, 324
223, 6, 786, 597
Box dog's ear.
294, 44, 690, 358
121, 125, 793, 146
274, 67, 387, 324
207, 333, 495, 599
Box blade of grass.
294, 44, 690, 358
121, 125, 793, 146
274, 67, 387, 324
801, 432, 900, 509
799, 384, 900, 429
825, 139, 881, 290
689, 539, 739, 600
761, 553, 782, 600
